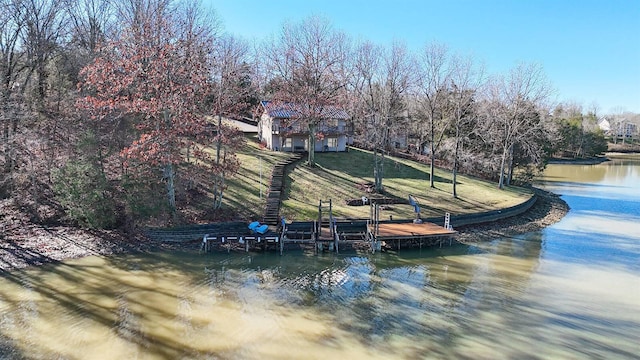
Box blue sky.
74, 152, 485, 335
204, 0, 640, 114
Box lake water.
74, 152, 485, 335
1, 157, 639, 359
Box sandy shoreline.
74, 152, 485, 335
0, 188, 568, 272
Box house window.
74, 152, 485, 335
283, 138, 292, 149
327, 137, 338, 150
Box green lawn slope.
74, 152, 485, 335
280, 147, 531, 221
220, 136, 532, 222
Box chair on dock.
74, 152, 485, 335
255, 224, 269, 234
248, 221, 270, 235
248, 221, 260, 231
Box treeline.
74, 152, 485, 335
1, 0, 254, 228
0, 0, 616, 229
258, 16, 611, 195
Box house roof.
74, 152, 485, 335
260, 100, 349, 120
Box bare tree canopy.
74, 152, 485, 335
64, 0, 115, 52
414, 42, 453, 189
264, 15, 349, 166
483, 62, 553, 189
351, 40, 412, 192
447, 54, 485, 197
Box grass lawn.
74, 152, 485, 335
211, 136, 532, 222
279, 147, 532, 221
213, 135, 295, 220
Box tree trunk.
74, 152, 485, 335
429, 142, 435, 188
2, 101, 17, 194
2, 106, 10, 174
506, 144, 514, 186
216, 114, 222, 165
452, 157, 458, 198
1, 91, 13, 171
213, 115, 227, 210
162, 110, 176, 214
308, 122, 316, 166
1, 110, 12, 196
37, 61, 47, 104
576, 125, 584, 158
452, 127, 460, 198
429, 116, 436, 188
163, 162, 176, 213
498, 145, 508, 189
374, 149, 384, 193
212, 173, 225, 209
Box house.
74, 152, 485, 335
354, 110, 412, 151
601, 116, 639, 138
257, 101, 352, 152
597, 117, 611, 133
617, 122, 637, 138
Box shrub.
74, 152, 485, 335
52, 160, 117, 229
120, 174, 168, 222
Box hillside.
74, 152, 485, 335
219, 136, 532, 222
277, 147, 532, 221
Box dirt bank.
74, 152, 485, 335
0, 188, 569, 272
0, 199, 180, 272
547, 157, 608, 165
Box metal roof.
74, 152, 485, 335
261, 100, 349, 120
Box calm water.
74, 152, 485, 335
1, 157, 639, 359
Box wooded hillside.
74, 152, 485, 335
0, 0, 631, 231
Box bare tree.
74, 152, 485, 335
64, 0, 115, 53
351, 40, 412, 193
21, 0, 68, 105
175, 0, 220, 48
209, 34, 252, 209
264, 15, 348, 166
116, 0, 172, 29
448, 54, 484, 197
484, 62, 552, 189
414, 42, 453, 188
1, 0, 28, 190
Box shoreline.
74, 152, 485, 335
547, 157, 608, 165
547, 152, 640, 166
0, 188, 569, 272
455, 187, 568, 243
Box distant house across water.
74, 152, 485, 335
257, 101, 352, 152
599, 116, 639, 138
597, 117, 611, 133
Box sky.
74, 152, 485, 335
203, 0, 640, 115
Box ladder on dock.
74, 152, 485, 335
317, 199, 339, 253
368, 202, 382, 253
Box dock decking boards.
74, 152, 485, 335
370, 222, 457, 240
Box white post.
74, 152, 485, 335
259, 155, 263, 199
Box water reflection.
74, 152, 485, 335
0, 243, 545, 359
0, 157, 639, 359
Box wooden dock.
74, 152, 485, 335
367, 222, 457, 252
200, 232, 281, 253
200, 200, 457, 254
371, 222, 456, 239
199, 219, 457, 254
